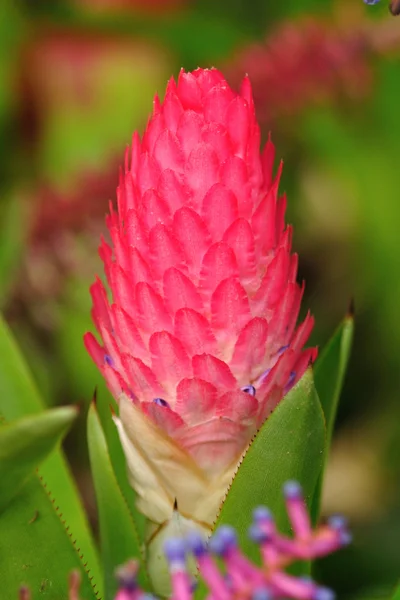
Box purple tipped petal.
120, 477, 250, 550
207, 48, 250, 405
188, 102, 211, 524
164, 538, 187, 563
185, 531, 207, 557
209, 526, 237, 555
114, 484, 351, 599
241, 384, 256, 396
283, 480, 303, 499
208, 537, 226, 556
284, 481, 311, 539
248, 524, 270, 544
104, 354, 114, 366
153, 397, 170, 407
217, 526, 238, 546
253, 506, 273, 523
115, 560, 139, 592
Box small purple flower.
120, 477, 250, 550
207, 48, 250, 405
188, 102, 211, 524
114, 482, 351, 600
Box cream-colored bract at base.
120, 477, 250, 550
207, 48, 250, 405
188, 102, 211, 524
113, 393, 246, 594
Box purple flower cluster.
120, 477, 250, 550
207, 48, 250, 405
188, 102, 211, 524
115, 482, 351, 600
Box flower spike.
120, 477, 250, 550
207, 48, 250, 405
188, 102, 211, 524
85, 67, 317, 593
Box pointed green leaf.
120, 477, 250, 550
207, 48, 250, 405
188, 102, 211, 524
214, 370, 325, 560
0, 475, 99, 600
312, 315, 354, 520
55, 277, 145, 543
0, 406, 77, 512
314, 314, 354, 449
88, 403, 149, 598
0, 314, 102, 595
96, 391, 147, 544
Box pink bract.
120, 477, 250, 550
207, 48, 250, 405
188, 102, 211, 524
84, 67, 317, 474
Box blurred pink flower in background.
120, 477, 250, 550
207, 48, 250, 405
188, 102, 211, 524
8, 26, 171, 327
227, 16, 374, 127
85, 68, 316, 591
19, 28, 171, 183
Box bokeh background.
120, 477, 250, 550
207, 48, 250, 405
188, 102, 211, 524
1, 0, 399, 597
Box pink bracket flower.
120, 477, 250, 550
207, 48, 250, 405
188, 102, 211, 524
84, 68, 317, 594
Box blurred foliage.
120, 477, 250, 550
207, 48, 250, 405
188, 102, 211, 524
0, 0, 399, 598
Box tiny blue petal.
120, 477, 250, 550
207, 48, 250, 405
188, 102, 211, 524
339, 530, 353, 546
241, 384, 256, 396
185, 531, 207, 557
253, 506, 273, 523
277, 344, 289, 355
283, 480, 303, 499
328, 515, 348, 529
216, 525, 237, 546
164, 538, 186, 562
257, 368, 271, 386
208, 535, 226, 555
209, 526, 237, 554
327, 515, 348, 530
153, 397, 169, 408
248, 524, 270, 543
287, 371, 296, 386
313, 587, 336, 600
252, 588, 273, 600
104, 354, 114, 366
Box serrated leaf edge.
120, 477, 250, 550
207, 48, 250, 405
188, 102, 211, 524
212, 368, 326, 531
89, 405, 151, 590
37, 470, 102, 599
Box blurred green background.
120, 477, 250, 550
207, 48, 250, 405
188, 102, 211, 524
0, 0, 399, 597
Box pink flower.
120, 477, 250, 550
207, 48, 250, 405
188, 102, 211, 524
114, 482, 350, 600
84, 68, 316, 592
227, 17, 372, 127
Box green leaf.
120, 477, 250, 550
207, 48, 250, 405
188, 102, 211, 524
0, 406, 77, 512
0, 195, 26, 308
96, 391, 147, 544
88, 402, 149, 598
0, 475, 99, 600
214, 369, 325, 560
392, 582, 400, 600
54, 277, 147, 544
0, 314, 103, 595
312, 314, 354, 520
314, 314, 354, 450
